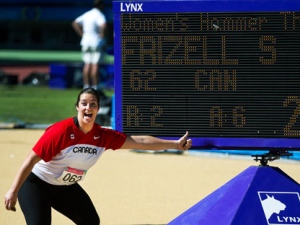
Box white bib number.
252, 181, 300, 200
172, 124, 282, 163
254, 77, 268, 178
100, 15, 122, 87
57, 167, 87, 185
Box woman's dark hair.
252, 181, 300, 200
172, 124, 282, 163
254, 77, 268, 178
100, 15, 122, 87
75, 88, 100, 107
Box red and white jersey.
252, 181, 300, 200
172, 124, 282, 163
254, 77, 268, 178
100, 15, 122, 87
32, 117, 127, 185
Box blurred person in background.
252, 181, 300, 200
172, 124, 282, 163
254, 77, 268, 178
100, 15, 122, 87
72, 0, 107, 90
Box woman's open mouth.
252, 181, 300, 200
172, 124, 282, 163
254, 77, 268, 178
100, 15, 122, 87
84, 113, 93, 118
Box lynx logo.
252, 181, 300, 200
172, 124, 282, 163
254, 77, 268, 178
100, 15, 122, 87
258, 192, 300, 225
120, 3, 143, 12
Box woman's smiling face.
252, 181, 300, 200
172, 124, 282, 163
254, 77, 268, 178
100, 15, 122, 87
76, 93, 99, 125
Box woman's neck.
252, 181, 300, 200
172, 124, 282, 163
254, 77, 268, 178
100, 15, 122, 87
79, 123, 93, 134
74, 117, 94, 134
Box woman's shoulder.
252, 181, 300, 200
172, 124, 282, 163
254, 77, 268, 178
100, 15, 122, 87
45, 117, 74, 132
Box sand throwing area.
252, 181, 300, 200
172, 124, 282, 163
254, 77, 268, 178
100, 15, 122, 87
1, 129, 300, 225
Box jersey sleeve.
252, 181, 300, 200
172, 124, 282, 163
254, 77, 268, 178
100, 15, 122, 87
101, 128, 127, 150
32, 123, 67, 162
75, 14, 84, 24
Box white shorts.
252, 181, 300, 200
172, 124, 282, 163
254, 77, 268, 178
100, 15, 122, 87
81, 46, 101, 64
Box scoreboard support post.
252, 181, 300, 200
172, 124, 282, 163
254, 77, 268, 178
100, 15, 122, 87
167, 165, 300, 225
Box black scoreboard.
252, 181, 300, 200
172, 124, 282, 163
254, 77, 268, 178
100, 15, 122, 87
113, 0, 300, 150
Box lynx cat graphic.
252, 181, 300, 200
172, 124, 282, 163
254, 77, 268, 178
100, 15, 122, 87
258, 192, 300, 225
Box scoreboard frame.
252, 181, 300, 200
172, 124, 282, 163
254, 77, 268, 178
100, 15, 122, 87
113, 0, 300, 150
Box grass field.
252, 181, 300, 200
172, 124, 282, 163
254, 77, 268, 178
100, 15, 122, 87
0, 49, 114, 125
0, 50, 81, 63
0, 49, 114, 64
0, 85, 114, 124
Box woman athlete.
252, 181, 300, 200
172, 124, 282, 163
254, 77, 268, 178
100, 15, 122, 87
4, 87, 192, 225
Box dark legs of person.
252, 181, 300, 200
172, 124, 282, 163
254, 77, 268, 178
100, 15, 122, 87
51, 183, 100, 225
18, 173, 52, 225
18, 173, 100, 225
